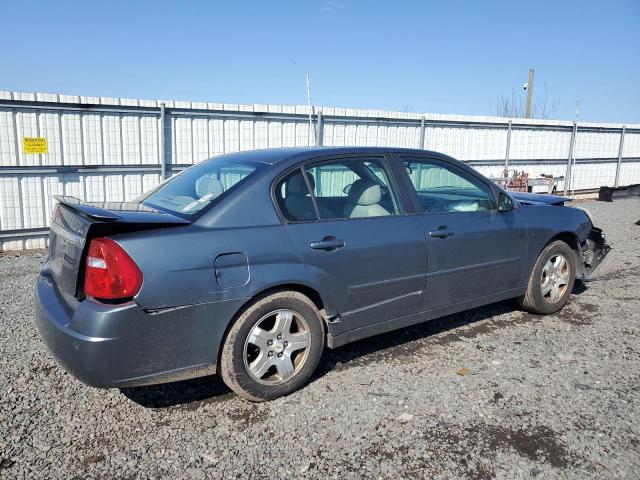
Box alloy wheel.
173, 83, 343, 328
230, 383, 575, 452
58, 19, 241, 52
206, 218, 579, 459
243, 309, 311, 385
541, 253, 570, 303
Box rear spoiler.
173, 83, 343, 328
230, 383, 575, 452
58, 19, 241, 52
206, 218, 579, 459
55, 196, 122, 220
54, 196, 190, 225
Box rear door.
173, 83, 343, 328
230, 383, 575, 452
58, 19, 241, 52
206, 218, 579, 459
397, 156, 528, 312
275, 155, 427, 331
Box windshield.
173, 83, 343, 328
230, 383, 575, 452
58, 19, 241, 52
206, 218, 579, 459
139, 161, 259, 216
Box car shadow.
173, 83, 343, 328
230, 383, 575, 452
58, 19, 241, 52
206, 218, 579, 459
315, 280, 588, 379
314, 300, 517, 380
572, 281, 588, 295
121, 374, 232, 408
122, 282, 588, 408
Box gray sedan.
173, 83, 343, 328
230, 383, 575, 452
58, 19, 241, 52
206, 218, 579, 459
35, 147, 609, 401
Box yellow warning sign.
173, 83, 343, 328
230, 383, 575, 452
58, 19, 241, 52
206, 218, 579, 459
23, 137, 49, 154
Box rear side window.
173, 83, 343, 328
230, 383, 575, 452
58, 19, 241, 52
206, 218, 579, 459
275, 157, 401, 222
275, 170, 318, 222
139, 161, 258, 216
402, 158, 495, 213
304, 157, 400, 220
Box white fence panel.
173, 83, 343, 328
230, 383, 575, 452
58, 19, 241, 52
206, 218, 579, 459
141, 116, 159, 164
0, 177, 21, 230
0, 111, 17, 166
619, 161, 640, 186
102, 115, 123, 165
574, 130, 620, 159
1, 90, 639, 250
61, 113, 83, 165
426, 126, 506, 161
622, 133, 640, 158
82, 114, 102, 165
509, 129, 571, 160
40, 112, 63, 166
570, 162, 619, 191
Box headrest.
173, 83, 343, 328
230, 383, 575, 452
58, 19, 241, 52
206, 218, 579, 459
348, 179, 382, 206
286, 172, 314, 196
195, 174, 225, 198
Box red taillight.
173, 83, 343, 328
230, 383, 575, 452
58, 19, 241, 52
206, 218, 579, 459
85, 237, 143, 300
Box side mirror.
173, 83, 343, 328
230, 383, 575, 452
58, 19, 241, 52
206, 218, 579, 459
498, 192, 514, 211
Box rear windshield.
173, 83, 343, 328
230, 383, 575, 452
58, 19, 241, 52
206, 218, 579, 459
139, 161, 259, 216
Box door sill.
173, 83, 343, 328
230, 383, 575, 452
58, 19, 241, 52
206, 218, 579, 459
326, 287, 525, 349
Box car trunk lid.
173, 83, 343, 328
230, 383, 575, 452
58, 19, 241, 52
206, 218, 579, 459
49, 196, 189, 300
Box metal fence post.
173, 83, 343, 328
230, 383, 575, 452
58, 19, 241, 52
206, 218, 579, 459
159, 102, 167, 180
564, 121, 577, 195
419, 116, 426, 149
614, 126, 626, 187
315, 111, 323, 146
503, 120, 512, 178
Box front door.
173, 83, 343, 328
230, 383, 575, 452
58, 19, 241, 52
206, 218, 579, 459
398, 156, 528, 312
275, 156, 427, 331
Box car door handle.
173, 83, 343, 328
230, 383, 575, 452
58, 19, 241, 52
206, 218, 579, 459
310, 237, 345, 251
429, 227, 455, 239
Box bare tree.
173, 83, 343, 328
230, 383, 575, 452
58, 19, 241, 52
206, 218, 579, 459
494, 84, 559, 119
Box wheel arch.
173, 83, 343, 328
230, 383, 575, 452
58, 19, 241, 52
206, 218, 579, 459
538, 231, 585, 277
215, 282, 331, 373
547, 231, 580, 252
249, 283, 327, 314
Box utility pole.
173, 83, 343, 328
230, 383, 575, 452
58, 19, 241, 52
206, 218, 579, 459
306, 73, 315, 145
571, 101, 580, 197
524, 68, 535, 119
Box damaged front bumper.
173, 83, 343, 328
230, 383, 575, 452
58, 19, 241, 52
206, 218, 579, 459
577, 226, 611, 279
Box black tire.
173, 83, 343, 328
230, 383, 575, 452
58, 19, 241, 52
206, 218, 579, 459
518, 240, 577, 315
220, 291, 325, 402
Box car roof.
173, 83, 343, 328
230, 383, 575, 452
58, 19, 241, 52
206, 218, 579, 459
207, 147, 447, 166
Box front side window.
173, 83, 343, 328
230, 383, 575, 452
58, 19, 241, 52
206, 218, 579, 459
139, 161, 258, 216
402, 158, 495, 213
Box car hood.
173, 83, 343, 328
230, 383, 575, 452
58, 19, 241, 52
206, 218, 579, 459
510, 192, 570, 206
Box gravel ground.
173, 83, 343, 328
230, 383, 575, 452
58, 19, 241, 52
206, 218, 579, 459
1, 199, 639, 480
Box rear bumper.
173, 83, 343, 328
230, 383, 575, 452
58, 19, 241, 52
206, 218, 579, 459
34, 264, 247, 388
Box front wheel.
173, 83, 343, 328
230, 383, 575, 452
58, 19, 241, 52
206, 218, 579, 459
518, 240, 577, 315
220, 291, 325, 402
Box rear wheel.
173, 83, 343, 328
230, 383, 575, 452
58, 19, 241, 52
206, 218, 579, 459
220, 291, 324, 401
518, 240, 576, 314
